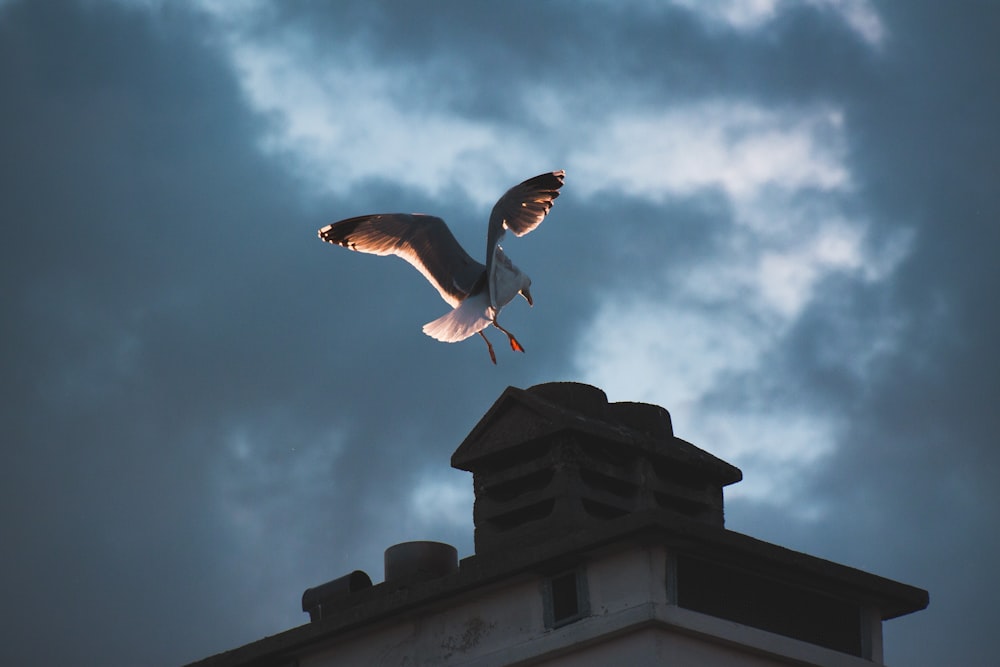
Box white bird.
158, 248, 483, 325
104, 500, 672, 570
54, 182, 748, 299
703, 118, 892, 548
318, 170, 565, 364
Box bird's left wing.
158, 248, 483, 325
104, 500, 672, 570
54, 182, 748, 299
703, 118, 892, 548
485, 170, 565, 260
318, 214, 485, 308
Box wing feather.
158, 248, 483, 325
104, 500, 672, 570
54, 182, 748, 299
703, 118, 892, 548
318, 214, 485, 307
486, 170, 565, 272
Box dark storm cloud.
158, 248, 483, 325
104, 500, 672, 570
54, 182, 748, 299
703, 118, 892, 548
0, 4, 601, 663
786, 6, 1000, 665
0, 1, 359, 663
705, 5, 1000, 665
260, 0, 883, 111
2, 1, 998, 666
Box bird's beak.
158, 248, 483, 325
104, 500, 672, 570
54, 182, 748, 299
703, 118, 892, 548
521, 287, 533, 306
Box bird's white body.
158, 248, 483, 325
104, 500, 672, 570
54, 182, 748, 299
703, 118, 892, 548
488, 245, 532, 314
423, 245, 531, 343
422, 290, 492, 343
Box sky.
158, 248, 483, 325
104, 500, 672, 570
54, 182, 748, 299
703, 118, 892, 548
1, 1, 997, 665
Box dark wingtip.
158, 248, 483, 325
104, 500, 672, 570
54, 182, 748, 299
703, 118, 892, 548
538, 170, 566, 199
525, 170, 565, 189
318, 218, 358, 246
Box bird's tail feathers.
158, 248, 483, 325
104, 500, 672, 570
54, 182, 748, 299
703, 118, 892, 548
423, 298, 492, 343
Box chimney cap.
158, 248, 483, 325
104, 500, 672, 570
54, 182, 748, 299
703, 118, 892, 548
384, 541, 458, 584
451, 382, 741, 486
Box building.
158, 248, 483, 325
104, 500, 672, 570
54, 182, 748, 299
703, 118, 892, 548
187, 382, 928, 666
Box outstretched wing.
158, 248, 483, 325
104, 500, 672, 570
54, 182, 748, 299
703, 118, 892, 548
486, 170, 565, 271
318, 213, 486, 307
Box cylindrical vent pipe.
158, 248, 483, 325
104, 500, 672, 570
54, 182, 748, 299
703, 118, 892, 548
301, 570, 373, 622
384, 541, 458, 583
608, 401, 673, 438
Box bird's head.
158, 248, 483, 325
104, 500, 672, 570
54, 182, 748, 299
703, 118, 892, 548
520, 278, 533, 306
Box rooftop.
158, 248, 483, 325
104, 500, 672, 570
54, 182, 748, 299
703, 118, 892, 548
187, 382, 928, 667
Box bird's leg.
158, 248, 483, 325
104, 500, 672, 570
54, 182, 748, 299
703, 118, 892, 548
492, 317, 525, 353
479, 330, 497, 365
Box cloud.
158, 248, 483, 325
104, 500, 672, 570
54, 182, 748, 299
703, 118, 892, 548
813, 0, 885, 46
231, 43, 514, 200
408, 472, 474, 533
184, 0, 909, 524
571, 102, 912, 510
215, 21, 854, 217
192, 2, 552, 207
217, 421, 346, 542
665, 0, 885, 46
667, 0, 783, 30
569, 103, 849, 204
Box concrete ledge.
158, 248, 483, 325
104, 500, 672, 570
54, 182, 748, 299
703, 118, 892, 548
464, 603, 884, 667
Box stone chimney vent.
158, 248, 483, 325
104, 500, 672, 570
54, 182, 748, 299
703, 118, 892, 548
384, 541, 458, 583
452, 382, 742, 554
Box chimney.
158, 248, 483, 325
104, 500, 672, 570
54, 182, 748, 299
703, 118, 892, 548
190, 381, 927, 667
451, 382, 742, 554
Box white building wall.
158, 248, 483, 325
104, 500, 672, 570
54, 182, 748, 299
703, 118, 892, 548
300, 543, 879, 667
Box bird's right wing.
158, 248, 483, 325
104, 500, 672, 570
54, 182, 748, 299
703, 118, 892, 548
318, 214, 486, 307
486, 170, 565, 260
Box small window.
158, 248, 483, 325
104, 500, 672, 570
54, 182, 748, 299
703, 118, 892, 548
543, 568, 589, 628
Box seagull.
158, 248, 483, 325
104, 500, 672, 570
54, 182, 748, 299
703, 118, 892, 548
318, 170, 565, 364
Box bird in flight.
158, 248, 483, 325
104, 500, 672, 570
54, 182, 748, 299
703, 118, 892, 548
318, 170, 565, 364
